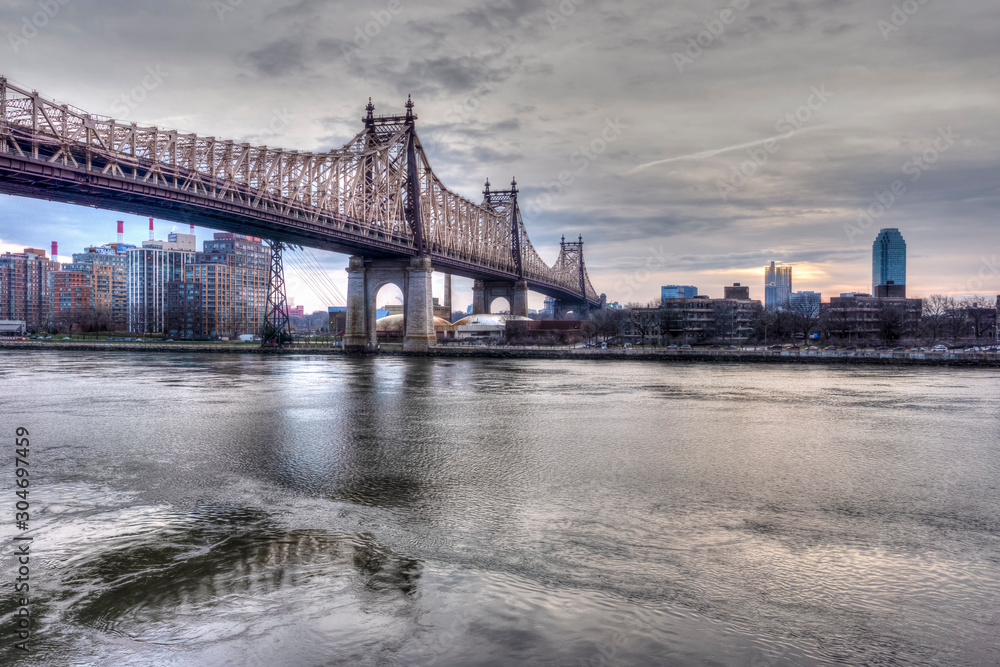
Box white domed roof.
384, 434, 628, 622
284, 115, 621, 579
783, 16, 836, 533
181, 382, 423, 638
452, 313, 531, 327
375, 314, 452, 332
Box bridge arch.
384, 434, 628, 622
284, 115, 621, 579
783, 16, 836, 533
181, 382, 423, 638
489, 297, 511, 314
371, 282, 405, 344
344, 256, 435, 351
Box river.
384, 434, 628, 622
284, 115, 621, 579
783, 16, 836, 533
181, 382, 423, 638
1, 351, 998, 665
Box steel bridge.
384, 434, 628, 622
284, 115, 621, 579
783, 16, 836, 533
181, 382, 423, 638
0, 77, 603, 350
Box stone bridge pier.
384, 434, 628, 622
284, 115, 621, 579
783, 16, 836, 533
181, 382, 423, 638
344, 255, 436, 352
472, 279, 529, 316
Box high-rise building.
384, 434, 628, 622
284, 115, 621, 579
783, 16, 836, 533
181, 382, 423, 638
872, 228, 906, 297
127, 239, 196, 334
661, 285, 698, 301
165, 281, 204, 340
0, 247, 60, 332
724, 283, 750, 300
69, 250, 129, 331
764, 262, 792, 310
50, 270, 93, 331
789, 291, 822, 317
182, 233, 268, 339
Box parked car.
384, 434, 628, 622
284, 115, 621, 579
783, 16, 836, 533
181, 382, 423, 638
825, 345, 837, 350
911, 346, 925, 351
666, 344, 678, 349
680, 344, 692, 350
807, 346, 819, 350
724, 345, 738, 350
875, 345, 889, 351
708, 344, 721, 349
769, 345, 782, 350
845, 345, 857, 351
893, 346, 906, 351
932, 345, 948, 352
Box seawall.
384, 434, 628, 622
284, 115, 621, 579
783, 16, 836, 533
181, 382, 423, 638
3, 340, 999, 367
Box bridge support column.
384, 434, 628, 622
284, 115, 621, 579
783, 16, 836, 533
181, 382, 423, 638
511, 280, 529, 317
471, 280, 524, 315
403, 256, 436, 353
343, 255, 436, 353
344, 256, 372, 351
472, 280, 487, 314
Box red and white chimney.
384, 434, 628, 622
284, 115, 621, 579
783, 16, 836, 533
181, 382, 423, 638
149, 217, 154, 241
117, 220, 124, 244
51, 241, 58, 261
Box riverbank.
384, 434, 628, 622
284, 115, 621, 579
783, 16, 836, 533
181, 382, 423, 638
3, 339, 999, 367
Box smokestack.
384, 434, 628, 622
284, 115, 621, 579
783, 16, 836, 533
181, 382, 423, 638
189, 224, 195, 237
51, 241, 58, 261
117, 220, 124, 244
149, 217, 154, 241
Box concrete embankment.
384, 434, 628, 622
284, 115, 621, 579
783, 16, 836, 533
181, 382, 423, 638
2, 340, 999, 367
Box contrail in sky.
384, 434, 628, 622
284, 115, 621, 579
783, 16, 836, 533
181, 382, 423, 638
625, 125, 826, 175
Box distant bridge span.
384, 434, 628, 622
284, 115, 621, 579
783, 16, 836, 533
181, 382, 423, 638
0, 78, 601, 312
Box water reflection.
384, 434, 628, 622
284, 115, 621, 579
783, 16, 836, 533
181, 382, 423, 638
2, 501, 421, 661
1, 352, 999, 665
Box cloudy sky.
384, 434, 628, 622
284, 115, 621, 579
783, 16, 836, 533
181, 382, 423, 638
1, 0, 997, 311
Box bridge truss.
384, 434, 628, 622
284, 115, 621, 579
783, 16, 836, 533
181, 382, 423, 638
0, 77, 600, 306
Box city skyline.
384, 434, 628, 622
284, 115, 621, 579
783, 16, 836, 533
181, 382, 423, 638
2, 215, 992, 312
1, 1, 997, 311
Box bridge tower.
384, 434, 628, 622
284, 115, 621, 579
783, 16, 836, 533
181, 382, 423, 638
262, 240, 291, 347
471, 178, 529, 317
550, 235, 591, 319
344, 97, 436, 352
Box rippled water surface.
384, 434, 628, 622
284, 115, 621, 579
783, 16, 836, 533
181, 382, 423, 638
1, 351, 999, 665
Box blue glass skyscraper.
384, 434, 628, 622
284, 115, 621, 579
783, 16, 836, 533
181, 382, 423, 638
872, 228, 906, 296
764, 261, 792, 310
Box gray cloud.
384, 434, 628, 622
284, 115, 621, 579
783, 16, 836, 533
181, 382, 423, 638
1, 0, 998, 310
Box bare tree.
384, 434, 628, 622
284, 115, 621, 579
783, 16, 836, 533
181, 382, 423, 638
962, 296, 995, 342
626, 302, 659, 346
711, 301, 742, 344
875, 299, 906, 344
591, 308, 627, 343
939, 296, 968, 344
788, 297, 821, 340
921, 295, 950, 344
